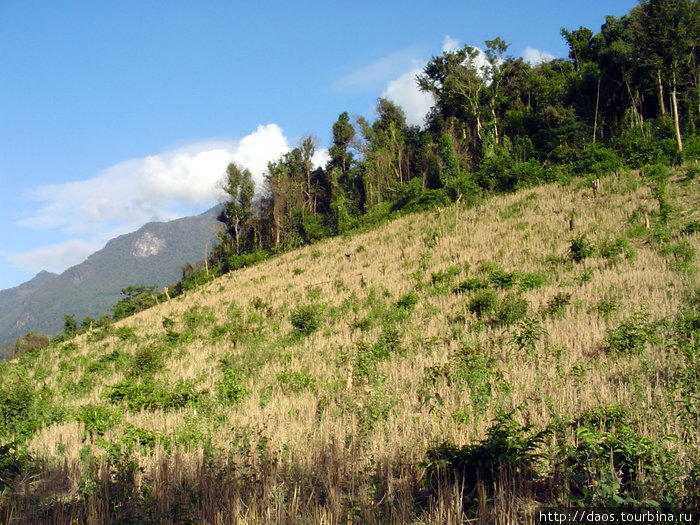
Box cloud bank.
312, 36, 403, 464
8, 124, 292, 274
522, 46, 556, 65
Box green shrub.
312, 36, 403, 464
76, 403, 122, 440
276, 370, 316, 394
488, 267, 518, 289
469, 289, 499, 319
393, 291, 419, 312
599, 237, 634, 265
661, 241, 695, 272
544, 292, 572, 318
518, 272, 546, 292
423, 411, 550, 491
449, 346, 504, 413
217, 369, 247, 405
0, 375, 34, 439
128, 346, 164, 377
290, 304, 323, 336
492, 294, 528, 326
0, 442, 30, 494
108, 377, 206, 411
568, 235, 595, 263
563, 406, 679, 507
681, 220, 700, 236
511, 318, 548, 353
604, 313, 656, 355
454, 278, 488, 293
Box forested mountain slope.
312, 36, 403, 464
0, 207, 222, 346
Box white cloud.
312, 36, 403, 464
311, 148, 330, 169
522, 46, 556, 65
442, 35, 460, 53
332, 46, 425, 94
20, 124, 289, 236
8, 124, 291, 275
6, 239, 105, 274
381, 68, 435, 127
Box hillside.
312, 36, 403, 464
0, 170, 698, 523
0, 206, 222, 345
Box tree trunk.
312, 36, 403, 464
593, 75, 601, 144
657, 69, 667, 116
671, 70, 683, 152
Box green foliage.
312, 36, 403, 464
0, 442, 30, 494
604, 313, 657, 355
543, 292, 572, 318
108, 377, 206, 411
568, 234, 595, 263
76, 403, 122, 440
518, 272, 546, 292
423, 411, 550, 491
511, 318, 549, 353
454, 277, 488, 293
599, 237, 634, 265
128, 346, 164, 378
2, 332, 51, 360
217, 368, 247, 405
290, 304, 323, 336
449, 345, 505, 413
112, 286, 160, 321
660, 241, 695, 272
468, 289, 499, 318
563, 406, 679, 507
276, 370, 316, 394
393, 291, 419, 312
681, 220, 700, 236
492, 293, 528, 326
0, 374, 34, 439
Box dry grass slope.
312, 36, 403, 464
2, 170, 698, 524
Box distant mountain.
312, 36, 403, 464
0, 206, 222, 345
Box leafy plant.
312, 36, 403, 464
290, 304, 323, 335
76, 403, 122, 440
423, 411, 550, 491
217, 368, 247, 405
492, 293, 528, 326
469, 289, 499, 319
568, 235, 595, 263
604, 313, 657, 355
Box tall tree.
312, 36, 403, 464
218, 163, 255, 254
632, 0, 698, 151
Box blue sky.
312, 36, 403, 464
0, 0, 636, 290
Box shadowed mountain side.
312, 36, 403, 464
0, 206, 223, 344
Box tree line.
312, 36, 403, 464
211, 0, 698, 274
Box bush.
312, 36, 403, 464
423, 411, 550, 491
217, 369, 247, 404
0, 375, 34, 439
128, 346, 164, 377
290, 304, 323, 336
604, 313, 656, 355
568, 235, 595, 263
76, 403, 122, 440
276, 370, 316, 394
492, 294, 528, 326
563, 406, 679, 506
518, 272, 546, 292
469, 289, 499, 319
454, 278, 488, 293
544, 292, 572, 318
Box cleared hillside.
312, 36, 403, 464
1, 170, 698, 523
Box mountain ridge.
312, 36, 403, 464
0, 206, 223, 345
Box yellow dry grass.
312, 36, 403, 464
7, 170, 699, 523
